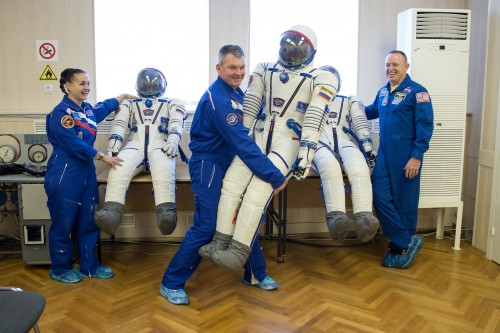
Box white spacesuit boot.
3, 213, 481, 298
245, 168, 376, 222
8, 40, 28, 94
95, 201, 124, 235
156, 202, 177, 235
354, 212, 379, 242
212, 239, 251, 271
326, 211, 350, 242
199, 231, 234, 259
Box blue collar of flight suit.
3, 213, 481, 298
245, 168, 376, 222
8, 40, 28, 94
385, 74, 413, 93
61, 95, 88, 113
215, 76, 244, 105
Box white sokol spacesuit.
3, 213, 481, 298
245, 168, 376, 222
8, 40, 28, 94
312, 66, 379, 243
95, 68, 186, 235
199, 25, 339, 270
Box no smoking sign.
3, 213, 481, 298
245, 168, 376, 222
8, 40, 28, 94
36, 40, 58, 61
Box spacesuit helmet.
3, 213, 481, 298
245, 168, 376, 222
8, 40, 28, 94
278, 25, 317, 70
135, 68, 167, 99
320, 65, 341, 92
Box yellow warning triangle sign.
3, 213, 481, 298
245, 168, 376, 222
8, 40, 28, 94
40, 65, 57, 80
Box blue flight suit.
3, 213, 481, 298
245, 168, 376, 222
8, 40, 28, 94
45, 95, 119, 275
162, 77, 285, 290
365, 75, 433, 250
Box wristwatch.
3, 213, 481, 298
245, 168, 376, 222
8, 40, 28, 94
97, 152, 105, 160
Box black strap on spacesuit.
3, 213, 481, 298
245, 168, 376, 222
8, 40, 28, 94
152, 102, 164, 124
279, 69, 315, 117
142, 124, 150, 171
136, 101, 144, 124
265, 67, 277, 155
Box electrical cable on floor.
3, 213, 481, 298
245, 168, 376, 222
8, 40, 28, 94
263, 233, 385, 248
99, 238, 182, 256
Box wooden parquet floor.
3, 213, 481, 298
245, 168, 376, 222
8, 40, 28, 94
1, 235, 499, 333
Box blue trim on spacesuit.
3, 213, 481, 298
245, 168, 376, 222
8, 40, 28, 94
162, 77, 285, 289
44, 96, 119, 275
365, 75, 433, 250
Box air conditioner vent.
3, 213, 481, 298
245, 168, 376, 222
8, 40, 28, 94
34, 121, 46, 134
416, 12, 468, 40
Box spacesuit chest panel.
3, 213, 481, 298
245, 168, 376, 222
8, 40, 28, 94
263, 69, 313, 118
132, 99, 166, 125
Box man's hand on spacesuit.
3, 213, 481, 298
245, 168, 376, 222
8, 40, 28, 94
293, 140, 317, 180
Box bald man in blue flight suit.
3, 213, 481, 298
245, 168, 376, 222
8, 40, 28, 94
160, 45, 287, 305
365, 50, 433, 269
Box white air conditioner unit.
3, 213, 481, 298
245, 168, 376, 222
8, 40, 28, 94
397, 8, 470, 249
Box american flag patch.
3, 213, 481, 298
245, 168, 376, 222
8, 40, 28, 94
416, 92, 430, 103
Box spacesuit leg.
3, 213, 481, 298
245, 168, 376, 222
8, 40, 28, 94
312, 146, 349, 241
95, 144, 144, 235
212, 140, 293, 271
340, 144, 379, 242
198, 156, 253, 258
149, 149, 177, 235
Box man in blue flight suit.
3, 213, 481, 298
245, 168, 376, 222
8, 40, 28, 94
365, 50, 433, 269
160, 45, 288, 305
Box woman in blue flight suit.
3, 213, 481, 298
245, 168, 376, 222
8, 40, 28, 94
45, 68, 136, 283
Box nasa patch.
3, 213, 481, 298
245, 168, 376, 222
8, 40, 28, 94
226, 113, 238, 126
85, 109, 94, 117
61, 115, 75, 129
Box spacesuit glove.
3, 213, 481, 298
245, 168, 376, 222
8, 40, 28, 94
107, 134, 123, 157
293, 141, 317, 180
162, 142, 178, 158
162, 134, 181, 159
367, 150, 377, 170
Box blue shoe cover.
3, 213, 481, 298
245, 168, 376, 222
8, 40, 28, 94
409, 235, 423, 253
242, 275, 279, 291
381, 235, 423, 269
49, 269, 82, 283
160, 285, 189, 305
91, 266, 114, 279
